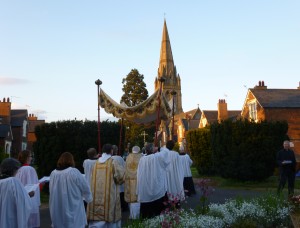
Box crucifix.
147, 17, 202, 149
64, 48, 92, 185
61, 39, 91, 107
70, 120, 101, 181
140, 131, 148, 144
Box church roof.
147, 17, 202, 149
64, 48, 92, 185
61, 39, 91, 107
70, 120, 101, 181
250, 89, 300, 108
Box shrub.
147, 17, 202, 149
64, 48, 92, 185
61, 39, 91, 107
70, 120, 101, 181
211, 119, 288, 181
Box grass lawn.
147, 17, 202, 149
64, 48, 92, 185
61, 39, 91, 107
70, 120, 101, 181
191, 166, 300, 191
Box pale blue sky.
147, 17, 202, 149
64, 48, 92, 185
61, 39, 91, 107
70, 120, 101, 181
0, 1, 299, 122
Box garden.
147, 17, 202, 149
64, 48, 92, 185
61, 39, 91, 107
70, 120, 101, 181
124, 177, 298, 228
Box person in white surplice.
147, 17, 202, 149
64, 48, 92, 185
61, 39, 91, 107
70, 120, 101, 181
165, 140, 185, 204
136, 143, 170, 218
49, 152, 92, 228
83, 147, 98, 187
0, 158, 32, 228
179, 145, 196, 196
16, 150, 41, 228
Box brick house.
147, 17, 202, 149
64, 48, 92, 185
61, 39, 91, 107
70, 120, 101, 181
27, 114, 45, 151
173, 107, 201, 144
241, 81, 300, 155
10, 109, 28, 158
0, 97, 45, 158
199, 99, 241, 128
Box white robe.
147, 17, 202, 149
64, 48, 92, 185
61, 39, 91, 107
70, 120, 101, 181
16, 165, 41, 228
83, 159, 97, 187
179, 154, 193, 177
0, 177, 32, 228
165, 149, 185, 201
112, 155, 125, 192
49, 167, 92, 228
136, 149, 170, 203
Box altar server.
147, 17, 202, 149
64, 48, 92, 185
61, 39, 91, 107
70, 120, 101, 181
0, 158, 32, 228
16, 150, 41, 228
49, 152, 92, 228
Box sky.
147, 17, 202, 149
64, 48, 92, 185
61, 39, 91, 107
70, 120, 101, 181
0, 1, 299, 123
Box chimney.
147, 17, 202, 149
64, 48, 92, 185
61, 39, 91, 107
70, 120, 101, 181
28, 113, 38, 121
254, 80, 267, 89
218, 99, 228, 122
0, 97, 11, 124
0, 97, 11, 116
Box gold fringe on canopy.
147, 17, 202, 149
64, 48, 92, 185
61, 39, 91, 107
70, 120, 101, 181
99, 89, 171, 125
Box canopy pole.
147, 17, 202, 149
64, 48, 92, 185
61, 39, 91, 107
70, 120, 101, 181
118, 118, 123, 155
154, 77, 165, 147
95, 79, 102, 154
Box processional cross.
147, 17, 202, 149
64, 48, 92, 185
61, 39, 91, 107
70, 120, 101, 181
140, 131, 148, 144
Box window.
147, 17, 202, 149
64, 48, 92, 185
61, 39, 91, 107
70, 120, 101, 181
248, 102, 257, 121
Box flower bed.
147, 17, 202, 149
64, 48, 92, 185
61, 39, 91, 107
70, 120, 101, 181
125, 194, 291, 228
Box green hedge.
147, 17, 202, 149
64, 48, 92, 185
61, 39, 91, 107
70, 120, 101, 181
33, 120, 123, 176
187, 119, 288, 181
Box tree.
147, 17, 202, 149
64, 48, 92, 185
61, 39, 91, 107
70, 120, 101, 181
120, 69, 154, 148
121, 69, 148, 106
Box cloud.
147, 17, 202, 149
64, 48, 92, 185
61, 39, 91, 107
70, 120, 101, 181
0, 77, 30, 85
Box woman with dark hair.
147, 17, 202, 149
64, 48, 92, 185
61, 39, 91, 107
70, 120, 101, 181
0, 158, 32, 227
49, 152, 92, 228
16, 150, 41, 228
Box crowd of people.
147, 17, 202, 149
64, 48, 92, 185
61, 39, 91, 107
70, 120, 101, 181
1, 139, 294, 227
0, 140, 195, 227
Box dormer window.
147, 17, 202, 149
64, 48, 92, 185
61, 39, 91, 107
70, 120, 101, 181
248, 102, 257, 121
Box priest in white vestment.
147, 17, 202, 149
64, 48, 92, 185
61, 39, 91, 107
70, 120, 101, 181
16, 150, 41, 228
136, 143, 170, 218
87, 143, 125, 228
0, 158, 32, 228
124, 145, 143, 219
49, 152, 92, 228
165, 140, 185, 203
83, 147, 98, 187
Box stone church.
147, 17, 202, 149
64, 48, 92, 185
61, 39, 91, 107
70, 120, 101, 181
154, 20, 196, 145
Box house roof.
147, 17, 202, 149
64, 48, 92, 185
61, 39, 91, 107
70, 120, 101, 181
250, 89, 300, 108
0, 124, 11, 139
185, 108, 201, 120
228, 111, 241, 119
29, 120, 45, 132
202, 110, 241, 124
202, 111, 218, 123
189, 119, 200, 129
11, 109, 28, 127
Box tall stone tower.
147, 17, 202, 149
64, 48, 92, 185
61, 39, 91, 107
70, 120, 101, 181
154, 20, 183, 114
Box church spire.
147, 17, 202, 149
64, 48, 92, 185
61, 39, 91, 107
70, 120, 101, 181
158, 19, 175, 78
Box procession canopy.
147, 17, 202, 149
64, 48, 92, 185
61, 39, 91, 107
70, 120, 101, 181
99, 89, 172, 125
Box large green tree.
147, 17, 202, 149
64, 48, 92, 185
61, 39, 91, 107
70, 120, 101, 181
121, 69, 148, 106
120, 69, 154, 149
